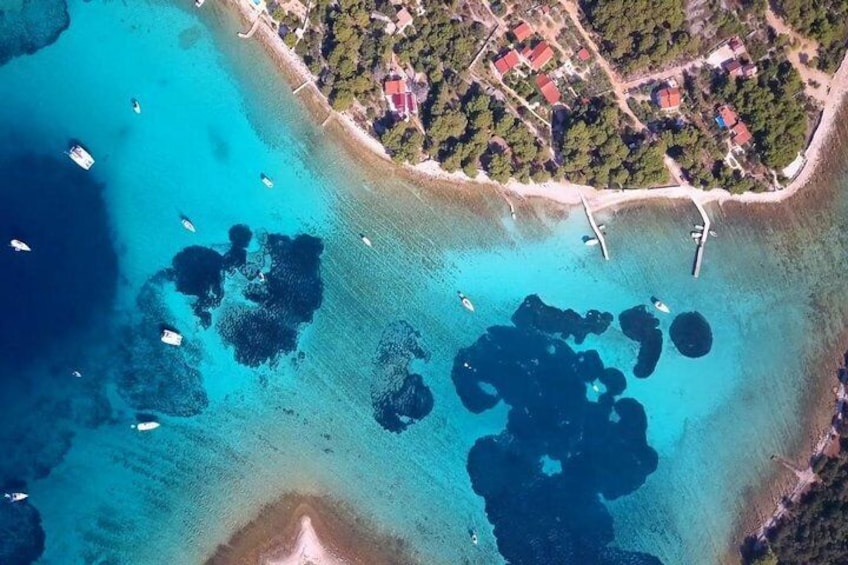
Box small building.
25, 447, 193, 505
512, 22, 533, 43
384, 78, 418, 120
576, 47, 591, 62
731, 122, 752, 146
395, 8, 413, 33
653, 85, 681, 110
724, 59, 742, 77
728, 36, 746, 56
494, 50, 520, 75
525, 41, 554, 71
741, 63, 758, 79
535, 73, 560, 105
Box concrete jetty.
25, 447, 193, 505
692, 198, 710, 278
580, 194, 609, 260
238, 17, 261, 39
292, 80, 311, 95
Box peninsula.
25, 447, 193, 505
229, 0, 848, 208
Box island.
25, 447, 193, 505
235, 0, 848, 199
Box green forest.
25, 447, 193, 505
556, 99, 668, 188
773, 0, 848, 73
579, 0, 697, 72
713, 60, 807, 169
757, 439, 848, 564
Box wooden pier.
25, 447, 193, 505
292, 80, 311, 95
692, 198, 710, 278
237, 17, 261, 39
580, 194, 609, 261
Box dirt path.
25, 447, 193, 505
765, 8, 831, 104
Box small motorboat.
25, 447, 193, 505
584, 237, 599, 246
709, 230, 718, 238
260, 173, 274, 188
458, 292, 475, 313
9, 239, 31, 252
181, 217, 196, 233
258, 271, 266, 283
67, 144, 95, 170
132, 98, 141, 114
131, 422, 160, 432
652, 297, 670, 314
71, 370, 82, 378
161, 329, 183, 346
693, 224, 704, 232
4, 493, 28, 503
359, 233, 372, 247
195, 0, 205, 6
690, 231, 702, 240
470, 530, 478, 545
591, 383, 601, 392
597, 223, 606, 231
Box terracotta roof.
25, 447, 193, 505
390, 92, 418, 117
494, 50, 520, 75
396, 8, 413, 29
741, 63, 758, 78
577, 47, 591, 61
384, 79, 407, 95
731, 122, 752, 145
512, 22, 533, 42
728, 36, 745, 55
724, 59, 742, 76
654, 87, 681, 109
535, 73, 560, 104
718, 105, 738, 128
527, 41, 554, 70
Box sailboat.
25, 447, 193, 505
4, 493, 28, 502
181, 216, 197, 233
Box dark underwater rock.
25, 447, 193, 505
619, 306, 663, 378
670, 312, 713, 358
452, 296, 659, 564
512, 294, 613, 344
0, 498, 45, 565
371, 321, 433, 432
0, 0, 69, 68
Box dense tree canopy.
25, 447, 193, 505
557, 98, 668, 188
580, 0, 697, 72
714, 60, 807, 169
774, 0, 848, 73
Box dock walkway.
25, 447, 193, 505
580, 194, 609, 261
692, 198, 710, 278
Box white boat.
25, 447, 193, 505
161, 329, 183, 346
359, 233, 372, 247
458, 292, 475, 312
67, 144, 95, 170
584, 237, 599, 246
258, 271, 266, 283
653, 300, 670, 314
131, 421, 160, 431
709, 230, 718, 238
4, 493, 28, 502
71, 370, 82, 378
690, 231, 702, 240
694, 224, 705, 231
261, 174, 274, 188
9, 239, 31, 252
181, 218, 196, 233
195, 0, 205, 6
591, 383, 601, 392
132, 98, 141, 114
470, 531, 478, 545
597, 223, 606, 231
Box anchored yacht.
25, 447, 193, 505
181, 217, 196, 233
132, 98, 141, 114
9, 239, 31, 252
132, 422, 160, 431
458, 292, 475, 312
68, 144, 94, 170
359, 233, 372, 247
652, 298, 670, 314
584, 237, 599, 246
261, 173, 274, 188
161, 329, 183, 346
4, 493, 28, 503
196, 0, 205, 6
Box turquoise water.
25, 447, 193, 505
1, 1, 846, 563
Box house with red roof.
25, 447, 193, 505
512, 22, 532, 43
715, 104, 752, 147
384, 78, 417, 120
716, 105, 737, 129
730, 122, 752, 146
653, 85, 681, 110
395, 8, 413, 34
524, 41, 554, 71
535, 74, 560, 105
576, 47, 591, 62
494, 50, 520, 75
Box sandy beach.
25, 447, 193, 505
225, 0, 848, 214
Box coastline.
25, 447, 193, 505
220, 1, 848, 563
204, 493, 417, 565
223, 0, 848, 213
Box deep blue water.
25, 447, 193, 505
0, 1, 846, 564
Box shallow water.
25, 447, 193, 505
1, 1, 848, 564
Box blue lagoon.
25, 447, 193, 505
1, 1, 848, 564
